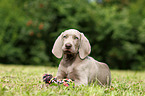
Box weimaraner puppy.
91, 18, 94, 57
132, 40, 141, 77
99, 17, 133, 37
52, 29, 111, 86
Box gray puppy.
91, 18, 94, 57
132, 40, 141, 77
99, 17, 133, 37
52, 29, 111, 86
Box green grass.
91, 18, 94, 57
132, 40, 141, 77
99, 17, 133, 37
0, 64, 145, 96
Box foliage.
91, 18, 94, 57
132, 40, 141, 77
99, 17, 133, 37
0, 0, 145, 70
0, 64, 145, 96
0, 0, 49, 65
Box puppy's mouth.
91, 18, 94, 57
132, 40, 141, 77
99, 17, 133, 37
63, 49, 72, 54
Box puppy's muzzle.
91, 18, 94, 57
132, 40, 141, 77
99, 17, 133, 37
65, 43, 72, 49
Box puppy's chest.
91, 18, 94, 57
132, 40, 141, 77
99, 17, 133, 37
64, 64, 79, 80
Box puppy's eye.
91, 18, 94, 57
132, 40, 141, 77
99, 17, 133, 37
74, 37, 79, 39
63, 36, 67, 38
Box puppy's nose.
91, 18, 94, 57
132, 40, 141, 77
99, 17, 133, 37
65, 43, 72, 49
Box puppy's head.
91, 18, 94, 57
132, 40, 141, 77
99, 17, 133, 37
62, 29, 80, 55
52, 29, 91, 59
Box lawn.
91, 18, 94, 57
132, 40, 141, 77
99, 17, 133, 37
0, 64, 145, 96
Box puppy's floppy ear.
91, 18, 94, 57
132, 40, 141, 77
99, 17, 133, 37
79, 33, 91, 59
52, 33, 63, 58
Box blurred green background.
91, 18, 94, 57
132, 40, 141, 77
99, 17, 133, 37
0, 0, 145, 70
